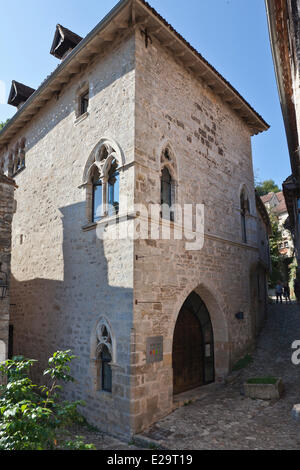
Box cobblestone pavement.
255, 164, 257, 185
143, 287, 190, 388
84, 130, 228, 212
139, 303, 300, 450
65, 425, 144, 450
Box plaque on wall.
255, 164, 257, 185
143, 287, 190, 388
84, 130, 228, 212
146, 336, 163, 364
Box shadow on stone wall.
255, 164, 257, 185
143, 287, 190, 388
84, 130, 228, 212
9, 200, 134, 435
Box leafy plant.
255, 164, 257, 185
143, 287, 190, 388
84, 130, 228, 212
0, 350, 95, 450
63, 437, 96, 450
255, 179, 280, 196
247, 377, 277, 385
268, 211, 285, 287
0, 119, 10, 131
232, 354, 253, 371
149, 442, 159, 450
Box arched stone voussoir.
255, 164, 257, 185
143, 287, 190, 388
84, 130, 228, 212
82, 137, 125, 184
170, 281, 230, 378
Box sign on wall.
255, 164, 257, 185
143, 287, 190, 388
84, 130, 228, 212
0, 340, 6, 363
146, 336, 163, 364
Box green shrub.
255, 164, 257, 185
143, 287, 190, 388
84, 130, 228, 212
0, 350, 95, 450
232, 354, 253, 371
246, 377, 277, 385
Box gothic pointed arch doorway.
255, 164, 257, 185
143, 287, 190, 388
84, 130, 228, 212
172, 291, 215, 394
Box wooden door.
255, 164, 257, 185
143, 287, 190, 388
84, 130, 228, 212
173, 307, 204, 395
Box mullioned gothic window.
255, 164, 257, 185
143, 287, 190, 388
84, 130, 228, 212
8, 138, 26, 177
83, 139, 123, 225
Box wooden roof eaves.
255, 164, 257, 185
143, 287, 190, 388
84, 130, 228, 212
265, 0, 300, 177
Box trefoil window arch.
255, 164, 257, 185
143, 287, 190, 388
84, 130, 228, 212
83, 139, 123, 225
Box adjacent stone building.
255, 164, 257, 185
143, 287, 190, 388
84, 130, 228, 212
266, 0, 300, 268
0, 0, 269, 436
0, 172, 16, 365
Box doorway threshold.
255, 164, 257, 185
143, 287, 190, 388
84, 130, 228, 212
172, 382, 223, 411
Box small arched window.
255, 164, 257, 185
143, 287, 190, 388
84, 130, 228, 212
161, 166, 174, 222
240, 190, 250, 243
100, 345, 112, 393
94, 319, 114, 394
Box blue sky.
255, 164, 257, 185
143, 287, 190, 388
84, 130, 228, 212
0, 0, 291, 188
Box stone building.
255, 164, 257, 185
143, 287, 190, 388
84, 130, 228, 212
0, 0, 269, 436
266, 0, 300, 267
0, 172, 16, 365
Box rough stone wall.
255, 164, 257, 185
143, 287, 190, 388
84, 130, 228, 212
131, 31, 261, 433
0, 174, 15, 364
6, 32, 136, 437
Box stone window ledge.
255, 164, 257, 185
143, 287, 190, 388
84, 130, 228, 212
95, 390, 113, 400
82, 211, 137, 232
12, 166, 26, 177
74, 111, 89, 126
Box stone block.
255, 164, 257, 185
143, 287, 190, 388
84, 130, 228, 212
244, 378, 284, 400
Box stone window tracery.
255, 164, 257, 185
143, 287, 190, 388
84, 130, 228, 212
83, 138, 123, 225
9, 138, 26, 177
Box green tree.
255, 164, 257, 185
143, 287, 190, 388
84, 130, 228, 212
256, 179, 280, 196
0, 119, 10, 131
268, 211, 283, 286
0, 351, 95, 450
